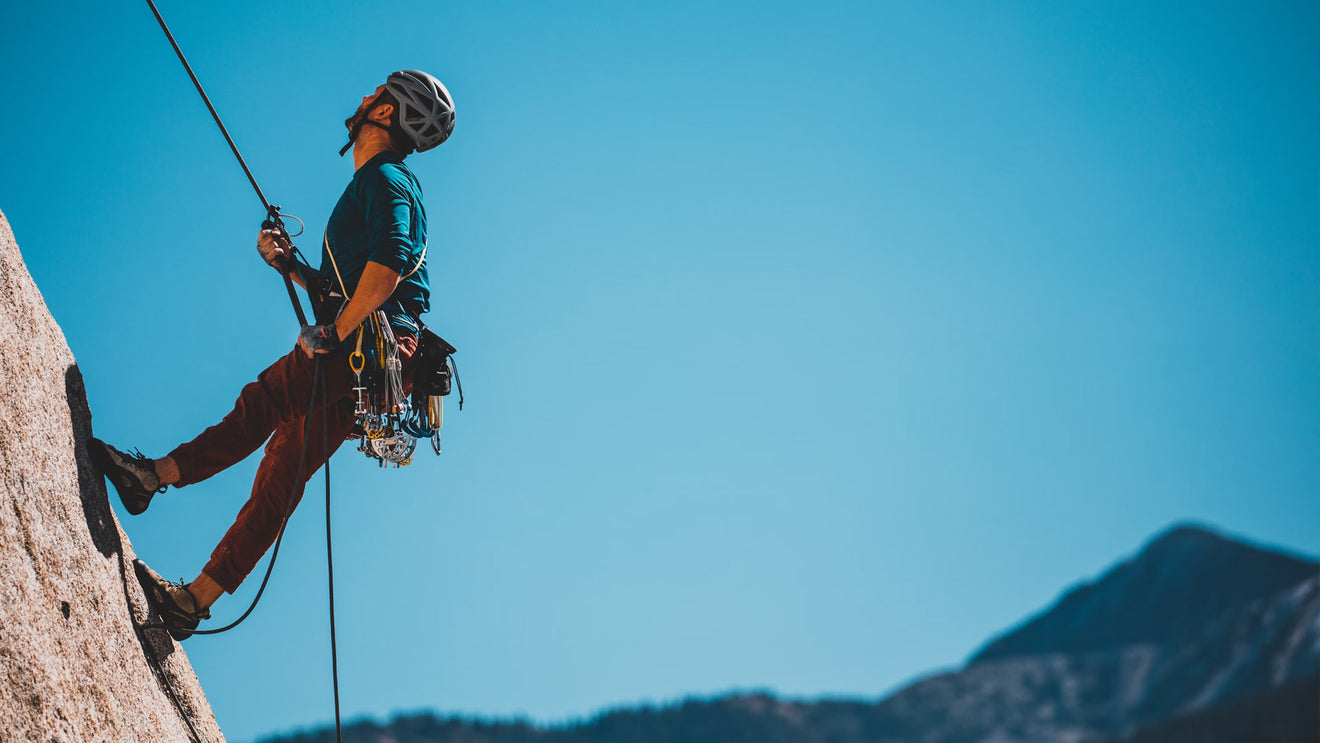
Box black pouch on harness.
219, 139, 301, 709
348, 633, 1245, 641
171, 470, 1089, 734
296, 261, 346, 326
413, 327, 461, 405
311, 285, 346, 326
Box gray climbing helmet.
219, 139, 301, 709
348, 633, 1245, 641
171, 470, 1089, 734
385, 70, 456, 152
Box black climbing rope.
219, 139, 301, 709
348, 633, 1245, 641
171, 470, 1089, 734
322, 368, 344, 743
144, 0, 307, 327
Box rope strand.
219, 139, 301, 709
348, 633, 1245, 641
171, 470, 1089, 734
323, 367, 343, 743
144, 0, 307, 326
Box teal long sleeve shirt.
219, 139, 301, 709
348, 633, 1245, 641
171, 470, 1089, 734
319, 151, 430, 335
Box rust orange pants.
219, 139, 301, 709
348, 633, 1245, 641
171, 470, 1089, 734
168, 336, 417, 593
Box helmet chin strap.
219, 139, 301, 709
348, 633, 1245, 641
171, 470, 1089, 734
340, 91, 393, 156
339, 118, 392, 157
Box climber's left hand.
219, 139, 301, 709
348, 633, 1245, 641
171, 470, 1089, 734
298, 323, 339, 358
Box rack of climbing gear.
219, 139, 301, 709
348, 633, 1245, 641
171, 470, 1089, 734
348, 310, 417, 465
328, 252, 462, 467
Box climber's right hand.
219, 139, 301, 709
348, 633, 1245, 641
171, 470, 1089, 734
257, 229, 293, 270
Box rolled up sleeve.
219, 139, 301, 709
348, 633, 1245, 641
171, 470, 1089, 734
362, 166, 417, 275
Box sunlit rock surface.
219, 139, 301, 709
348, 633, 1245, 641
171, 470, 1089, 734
0, 208, 224, 742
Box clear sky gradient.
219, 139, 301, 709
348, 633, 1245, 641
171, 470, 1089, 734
2, 2, 1317, 742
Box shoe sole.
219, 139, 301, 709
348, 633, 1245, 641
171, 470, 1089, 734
87, 438, 154, 516
132, 559, 200, 641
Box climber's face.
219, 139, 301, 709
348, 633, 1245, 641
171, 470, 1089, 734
345, 84, 391, 133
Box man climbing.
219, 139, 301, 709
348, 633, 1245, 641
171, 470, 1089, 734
89, 70, 456, 640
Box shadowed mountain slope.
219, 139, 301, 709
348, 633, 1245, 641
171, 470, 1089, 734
971, 523, 1318, 663
868, 573, 1318, 742
1094, 674, 1320, 743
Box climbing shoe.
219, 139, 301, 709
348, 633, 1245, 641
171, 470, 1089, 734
87, 438, 166, 515
133, 559, 210, 641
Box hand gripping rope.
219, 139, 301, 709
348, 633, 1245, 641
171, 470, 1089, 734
144, 2, 344, 740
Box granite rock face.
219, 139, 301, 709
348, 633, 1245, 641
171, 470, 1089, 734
0, 208, 224, 742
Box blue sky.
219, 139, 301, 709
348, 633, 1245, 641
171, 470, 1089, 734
2, 1, 1317, 742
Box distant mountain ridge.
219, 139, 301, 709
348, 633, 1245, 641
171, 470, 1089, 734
971, 523, 1319, 663
262, 523, 1320, 743
866, 572, 1318, 742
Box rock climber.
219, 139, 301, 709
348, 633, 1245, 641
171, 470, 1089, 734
89, 70, 455, 640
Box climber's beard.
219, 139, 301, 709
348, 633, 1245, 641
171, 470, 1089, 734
347, 86, 389, 132
339, 85, 390, 156
345, 101, 373, 134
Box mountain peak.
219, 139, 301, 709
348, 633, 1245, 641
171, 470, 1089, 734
1141, 521, 1239, 556
1148, 520, 1223, 543
969, 522, 1318, 664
